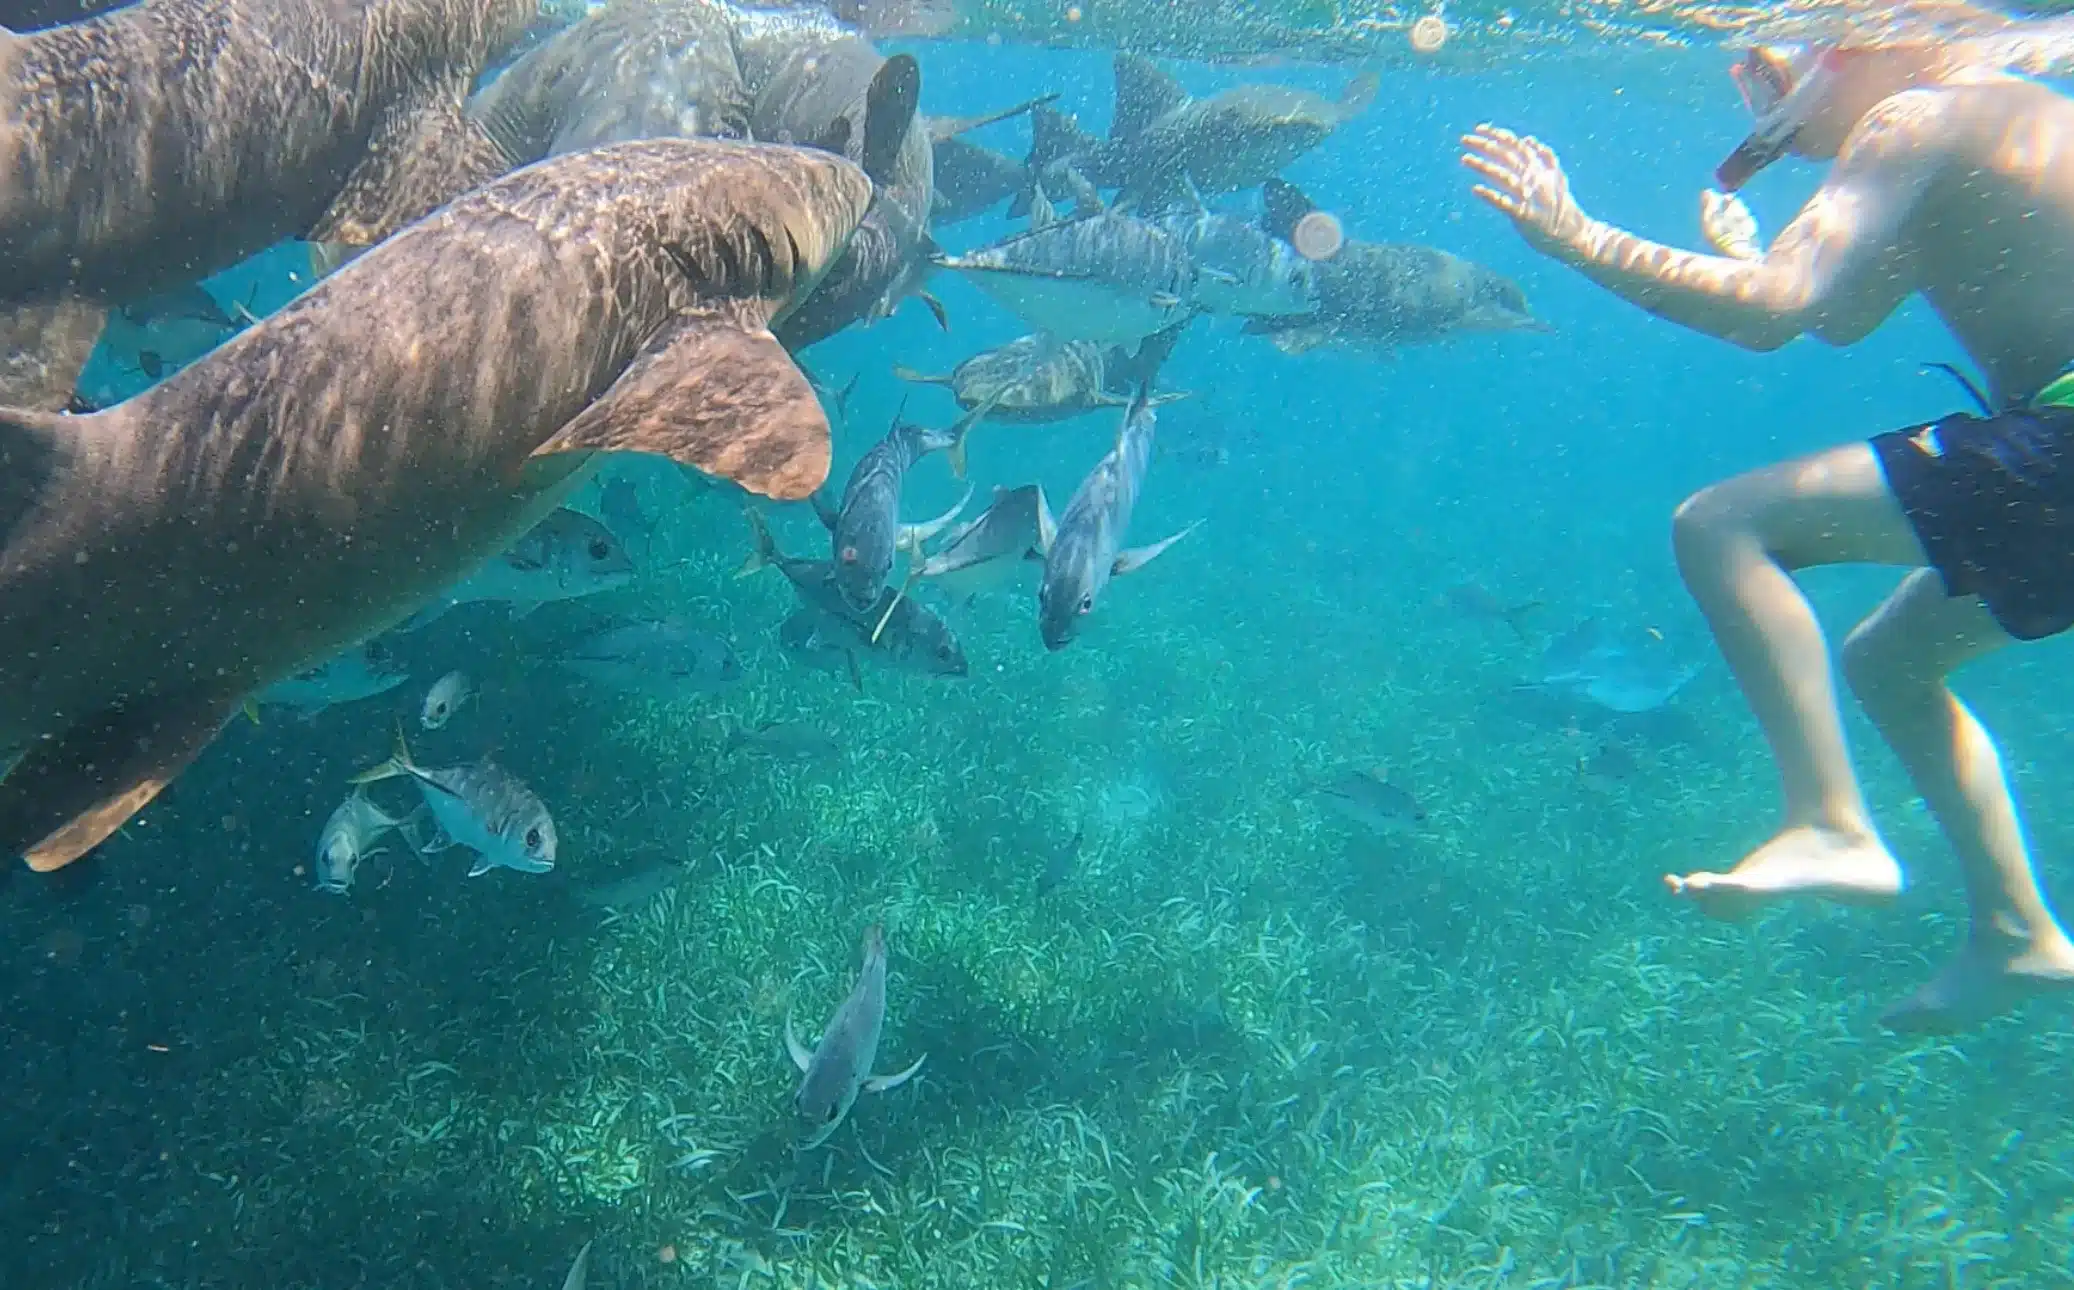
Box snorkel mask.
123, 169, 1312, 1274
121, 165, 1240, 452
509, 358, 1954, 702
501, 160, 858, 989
1718, 44, 1836, 191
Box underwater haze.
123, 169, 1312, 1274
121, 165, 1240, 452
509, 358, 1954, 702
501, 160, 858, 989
5, 8, 2074, 1290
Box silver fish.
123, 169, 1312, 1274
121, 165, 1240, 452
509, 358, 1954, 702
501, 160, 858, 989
313, 786, 407, 894
352, 733, 557, 879
894, 326, 1187, 425
785, 923, 926, 1148
1243, 181, 1551, 358
725, 718, 842, 761
935, 202, 1196, 345
911, 483, 1046, 601
397, 508, 637, 631
1154, 208, 1317, 318
1036, 386, 1200, 651
1312, 767, 1426, 837
556, 617, 744, 695
258, 639, 409, 714
743, 510, 970, 678
812, 400, 987, 613
1019, 57, 1377, 213
420, 670, 475, 730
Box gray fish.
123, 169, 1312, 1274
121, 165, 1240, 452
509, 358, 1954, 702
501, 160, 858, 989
0, 0, 532, 408
395, 509, 638, 632
924, 93, 1060, 226
1019, 56, 1377, 214
812, 401, 987, 612
1244, 181, 1551, 357
467, 0, 752, 164
353, 732, 558, 878
596, 471, 657, 563
726, 718, 842, 761
776, 607, 865, 690
935, 202, 1197, 345
1444, 582, 1542, 643
576, 860, 691, 909
1154, 208, 1317, 318
258, 640, 411, 715
785, 923, 926, 1149
419, 670, 475, 730
907, 482, 1047, 603
1313, 767, 1427, 837
0, 138, 867, 874
1528, 616, 1700, 715
895, 326, 1186, 425
1035, 386, 1200, 651
742, 511, 970, 677
313, 786, 410, 895
556, 616, 745, 695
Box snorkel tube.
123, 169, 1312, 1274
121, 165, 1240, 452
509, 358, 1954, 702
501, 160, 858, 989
1717, 44, 1835, 191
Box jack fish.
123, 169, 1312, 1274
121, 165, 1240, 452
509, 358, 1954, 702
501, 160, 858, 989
1021, 54, 1377, 214
895, 325, 1186, 424
0, 138, 869, 874
1035, 385, 1200, 651
937, 198, 1196, 345
785, 923, 927, 1148
1243, 181, 1550, 356
811, 399, 987, 612
353, 732, 557, 878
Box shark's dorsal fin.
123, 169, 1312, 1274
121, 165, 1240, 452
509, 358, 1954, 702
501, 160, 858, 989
1111, 53, 1186, 141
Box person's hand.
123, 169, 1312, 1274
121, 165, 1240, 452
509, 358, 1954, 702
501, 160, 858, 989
1461, 125, 1591, 256
1699, 188, 1763, 260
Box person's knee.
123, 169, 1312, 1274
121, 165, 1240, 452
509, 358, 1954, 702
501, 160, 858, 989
1671, 478, 1757, 573
1842, 611, 1940, 709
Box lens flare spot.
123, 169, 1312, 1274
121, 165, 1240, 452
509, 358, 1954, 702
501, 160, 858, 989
1410, 12, 1449, 54
1291, 210, 1345, 261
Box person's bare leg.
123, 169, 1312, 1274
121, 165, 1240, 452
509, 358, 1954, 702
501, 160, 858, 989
1839, 570, 2074, 1031
1667, 442, 1926, 919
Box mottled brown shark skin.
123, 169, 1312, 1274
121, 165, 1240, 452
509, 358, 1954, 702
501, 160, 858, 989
0, 0, 534, 406
0, 137, 870, 874
467, 0, 751, 166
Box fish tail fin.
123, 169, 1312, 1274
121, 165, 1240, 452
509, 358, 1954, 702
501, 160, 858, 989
349, 721, 418, 786
737, 507, 779, 577
1502, 601, 1544, 643
1339, 70, 1381, 115
1011, 105, 1094, 218
1260, 178, 1316, 243
1130, 321, 1187, 388
939, 388, 1004, 480
891, 364, 952, 387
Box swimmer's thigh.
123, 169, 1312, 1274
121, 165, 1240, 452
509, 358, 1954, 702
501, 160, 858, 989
1679, 441, 1931, 571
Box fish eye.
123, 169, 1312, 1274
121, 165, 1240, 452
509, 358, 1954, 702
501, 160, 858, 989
524, 826, 543, 851
587, 538, 612, 561
1077, 594, 1093, 615
840, 545, 859, 564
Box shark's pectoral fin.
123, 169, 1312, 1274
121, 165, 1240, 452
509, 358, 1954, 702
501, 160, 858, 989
783, 1009, 816, 1073
309, 70, 518, 247
863, 1051, 927, 1094
531, 312, 830, 501
0, 298, 107, 411
2, 688, 242, 872
1113, 519, 1202, 575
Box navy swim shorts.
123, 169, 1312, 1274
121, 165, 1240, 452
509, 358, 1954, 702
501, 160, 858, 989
1872, 406, 2074, 641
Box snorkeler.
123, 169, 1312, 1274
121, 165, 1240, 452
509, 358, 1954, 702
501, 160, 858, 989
1460, 36, 2074, 1032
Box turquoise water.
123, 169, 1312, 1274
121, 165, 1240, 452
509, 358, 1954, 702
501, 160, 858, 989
7, 19, 2074, 1290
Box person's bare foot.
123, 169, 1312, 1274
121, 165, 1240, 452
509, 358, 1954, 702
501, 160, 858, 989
1663, 824, 1905, 921
1880, 927, 2074, 1033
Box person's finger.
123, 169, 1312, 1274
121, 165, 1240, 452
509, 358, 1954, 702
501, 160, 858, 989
1469, 184, 1523, 219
